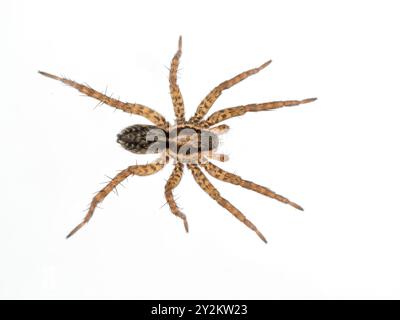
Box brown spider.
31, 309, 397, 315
39, 36, 316, 243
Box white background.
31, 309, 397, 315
1, 0, 400, 299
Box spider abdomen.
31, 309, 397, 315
117, 125, 167, 154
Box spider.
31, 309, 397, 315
39, 36, 316, 243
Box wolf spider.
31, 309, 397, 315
39, 36, 316, 243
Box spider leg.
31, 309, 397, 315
208, 124, 230, 135
202, 98, 317, 127
189, 60, 272, 123
203, 152, 229, 162
38, 71, 169, 129
164, 162, 189, 232
169, 36, 185, 124
66, 155, 168, 238
201, 159, 303, 210
187, 163, 267, 243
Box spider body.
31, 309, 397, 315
118, 124, 220, 161
39, 36, 316, 243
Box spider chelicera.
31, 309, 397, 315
39, 36, 316, 243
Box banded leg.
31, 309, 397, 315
187, 164, 267, 243
164, 162, 188, 232
38, 71, 169, 129
202, 98, 317, 127
169, 36, 185, 123
189, 60, 272, 123
201, 160, 303, 210
67, 156, 168, 238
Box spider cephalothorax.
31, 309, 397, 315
39, 36, 316, 243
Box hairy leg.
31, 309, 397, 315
169, 36, 185, 123
164, 162, 188, 232
67, 156, 168, 238
202, 98, 317, 127
201, 160, 303, 210
189, 60, 272, 123
187, 164, 267, 243
38, 71, 169, 129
